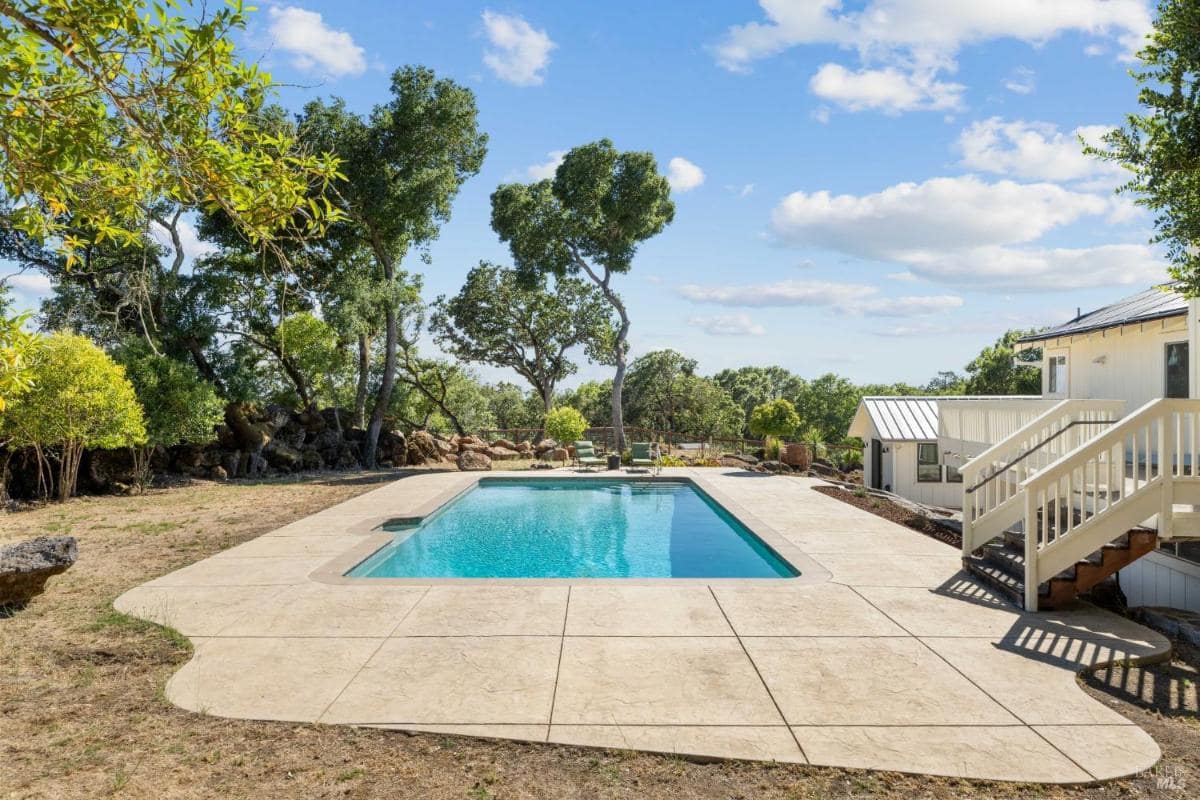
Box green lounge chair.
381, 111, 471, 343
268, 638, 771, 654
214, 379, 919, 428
573, 440, 605, 471
627, 442, 659, 474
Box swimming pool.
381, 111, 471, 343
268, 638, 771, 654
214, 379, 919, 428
347, 478, 798, 579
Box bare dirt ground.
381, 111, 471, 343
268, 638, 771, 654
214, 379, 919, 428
2, 471, 1197, 799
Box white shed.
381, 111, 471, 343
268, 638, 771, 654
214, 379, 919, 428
848, 397, 963, 509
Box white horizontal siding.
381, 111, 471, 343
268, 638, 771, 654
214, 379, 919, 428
1045, 317, 1187, 410
888, 442, 963, 509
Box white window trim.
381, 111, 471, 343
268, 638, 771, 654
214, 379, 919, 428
1164, 340, 1189, 400
916, 442, 941, 483
1046, 351, 1069, 398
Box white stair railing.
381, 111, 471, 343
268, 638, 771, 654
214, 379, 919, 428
961, 399, 1125, 554
1019, 398, 1200, 610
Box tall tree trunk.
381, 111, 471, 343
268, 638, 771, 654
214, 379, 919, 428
611, 336, 628, 451
364, 237, 401, 467
541, 384, 554, 413
364, 305, 397, 468
353, 333, 370, 429
572, 257, 630, 451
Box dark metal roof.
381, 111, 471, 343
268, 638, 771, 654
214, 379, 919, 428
1018, 284, 1187, 344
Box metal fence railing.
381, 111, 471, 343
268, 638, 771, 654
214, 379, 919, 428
475, 426, 764, 455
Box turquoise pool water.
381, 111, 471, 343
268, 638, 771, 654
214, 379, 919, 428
348, 479, 797, 579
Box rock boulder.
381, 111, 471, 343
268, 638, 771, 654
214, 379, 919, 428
457, 451, 492, 471
486, 446, 520, 461
0, 536, 77, 608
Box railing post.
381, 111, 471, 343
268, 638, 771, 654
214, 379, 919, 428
1160, 407, 1175, 538
1024, 487, 1038, 612
961, 466, 975, 556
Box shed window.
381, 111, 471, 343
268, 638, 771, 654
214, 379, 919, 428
1165, 342, 1189, 399
946, 462, 962, 483
1048, 355, 1067, 394
917, 443, 941, 483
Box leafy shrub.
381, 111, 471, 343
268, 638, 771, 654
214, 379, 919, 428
544, 406, 588, 445
3, 333, 146, 500
749, 398, 800, 440
116, 343, 225, 483
657, 453, 687, 467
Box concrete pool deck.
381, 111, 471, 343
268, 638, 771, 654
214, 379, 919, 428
115, 469, 1169, 784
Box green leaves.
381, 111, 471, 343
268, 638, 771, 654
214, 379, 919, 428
1085, 0, 1200, 294
749, 398, 801, 440
0, 0, 343, 256
2, 331, 147, 451
116, 342, 224, 448
491, 139, 674, 277
544, 406, 588, 445
430, 262, 615, 404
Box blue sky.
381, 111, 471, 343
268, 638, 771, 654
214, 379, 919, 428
4, 1, 1169, 387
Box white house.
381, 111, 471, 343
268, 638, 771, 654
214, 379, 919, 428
849, 396, 1053, 510
850, 283, 1200, 613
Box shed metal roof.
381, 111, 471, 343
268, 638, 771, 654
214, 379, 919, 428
849, 397, 939, 441
1017, 284, 1186, 344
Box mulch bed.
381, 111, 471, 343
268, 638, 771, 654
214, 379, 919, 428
812, 484, 962, 549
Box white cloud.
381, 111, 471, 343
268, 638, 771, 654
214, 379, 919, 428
771, 175, 1107, 260
810, 63, 964, 113
526, 150, 566, 180
714, 1, 1151, 114
957, 118, 1122, 183
268, 6, 366, 77
482, 11, 555, 86
1004, 66, 1036, 94
715, 0, 1152, 72
688, 313, 767, 336
667, 157, 706, 192
873, 321, 952, 338
905, 243, 1167, 290
3, 272, 51, 295
679, 279, 962, 317
886, 271, 918, 281
767, 172, 1162, 291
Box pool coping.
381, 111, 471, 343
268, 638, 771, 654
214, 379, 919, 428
310, 472, 832, 587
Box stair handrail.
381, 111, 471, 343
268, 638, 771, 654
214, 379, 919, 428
961, 399, 1125, 483
1018, 397, 1183, 610
960, 398, 1125, 554
963, 419, 1119, 495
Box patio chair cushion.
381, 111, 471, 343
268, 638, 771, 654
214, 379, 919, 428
631, 442, 653, 460
574, 441, 596, 458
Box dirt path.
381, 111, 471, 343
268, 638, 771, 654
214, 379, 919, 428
1, 472, 1196, 799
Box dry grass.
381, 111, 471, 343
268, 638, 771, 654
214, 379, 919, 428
1, 471, 1197, 799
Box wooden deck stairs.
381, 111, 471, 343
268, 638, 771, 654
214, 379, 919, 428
960, 398, 1200, 610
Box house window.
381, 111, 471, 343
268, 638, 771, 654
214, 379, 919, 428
1048, 355, 1067, 395
1165, 342, 1189, 399
946, 462, 963, 483
917, 443, 941, 482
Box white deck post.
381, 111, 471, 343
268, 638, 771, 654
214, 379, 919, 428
1024, 487, 1038, 612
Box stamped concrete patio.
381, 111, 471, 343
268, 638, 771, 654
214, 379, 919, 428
115, 469, 1169, 784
